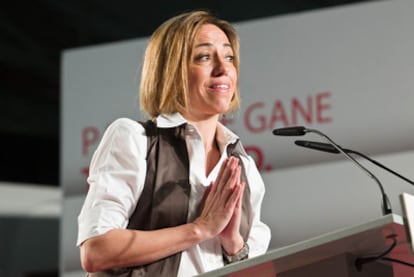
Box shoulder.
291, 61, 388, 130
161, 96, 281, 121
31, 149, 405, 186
108, 117, 146, 132
102, 117, 148, 138
89, 118, 149, 168
98, 118, 148, 150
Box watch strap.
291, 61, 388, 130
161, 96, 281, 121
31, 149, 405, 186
223, 243, 249, 264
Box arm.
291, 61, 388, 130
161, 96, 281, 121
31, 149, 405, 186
80, 223, 206, 272
81, 159, 243, 272
78, 119, 243, 272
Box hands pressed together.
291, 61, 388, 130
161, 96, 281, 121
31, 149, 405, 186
193, 156, 245, 255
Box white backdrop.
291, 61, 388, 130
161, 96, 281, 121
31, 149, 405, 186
61, 1, 414, 275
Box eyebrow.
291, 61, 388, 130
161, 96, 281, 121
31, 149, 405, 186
194, 42, 232, 48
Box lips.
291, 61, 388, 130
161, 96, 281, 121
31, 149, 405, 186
209, 83, 229, 89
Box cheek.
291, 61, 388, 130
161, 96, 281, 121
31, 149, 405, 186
229, 67, 238, 84
188, 70, 206, 89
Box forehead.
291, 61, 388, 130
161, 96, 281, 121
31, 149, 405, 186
194, 24, 230, 44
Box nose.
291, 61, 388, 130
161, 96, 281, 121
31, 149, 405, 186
212, 56, 228, 76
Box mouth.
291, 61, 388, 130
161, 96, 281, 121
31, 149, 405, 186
209, 84, 230, 90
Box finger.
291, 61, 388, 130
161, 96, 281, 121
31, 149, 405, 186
205, 179, 231, 212
217, 157, 239, 188
225, 180, 244, 210
225, 164, 241, 190
215, 158, 230, 186
235, 181, 245, 209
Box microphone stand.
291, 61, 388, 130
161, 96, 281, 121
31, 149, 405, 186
304, 128, 392, 215
294, 140, 414, 185
346, 149, 414, 186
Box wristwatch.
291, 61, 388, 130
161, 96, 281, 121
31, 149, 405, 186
223, 243, 249, 264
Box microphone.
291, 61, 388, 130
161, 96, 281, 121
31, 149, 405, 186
295, 140, 340, 154
273, 126, 392, 215
295, 140, 414, 186
272, 126, 308, 136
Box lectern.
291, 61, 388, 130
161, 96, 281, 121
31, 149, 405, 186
199, 214, 413, 277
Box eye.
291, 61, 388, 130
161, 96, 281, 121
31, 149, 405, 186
195, 54, 210, 62
225, 55, 235, 62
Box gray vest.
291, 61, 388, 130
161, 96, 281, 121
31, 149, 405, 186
88, 120, 251, 277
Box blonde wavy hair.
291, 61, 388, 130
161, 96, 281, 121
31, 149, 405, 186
139, 10, 240, 119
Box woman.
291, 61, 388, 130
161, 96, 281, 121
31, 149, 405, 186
77, 10, 271, 276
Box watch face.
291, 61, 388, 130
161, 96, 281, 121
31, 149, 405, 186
225, 243, 249, 263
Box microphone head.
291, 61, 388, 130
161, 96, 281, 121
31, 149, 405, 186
272, 126, 307, 136
295, 140, 340, 154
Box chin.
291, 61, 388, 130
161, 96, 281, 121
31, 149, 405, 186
216, 102, 232, 112
214, 108, 231, 115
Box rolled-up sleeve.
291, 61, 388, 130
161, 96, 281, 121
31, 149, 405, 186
77, 118, 148, 246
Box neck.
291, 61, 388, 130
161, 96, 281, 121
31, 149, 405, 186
183, 113, 223, 176
184, 113, 219, 152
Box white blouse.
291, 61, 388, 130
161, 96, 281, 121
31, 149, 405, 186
77, 113, 271, 276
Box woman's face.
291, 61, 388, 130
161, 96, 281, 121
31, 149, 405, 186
186, 24, 237, 121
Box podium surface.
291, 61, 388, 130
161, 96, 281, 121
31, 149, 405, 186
199, 214, 413, 276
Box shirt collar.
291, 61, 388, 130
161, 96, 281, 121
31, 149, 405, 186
156, 113, 247, 157
156, 113, 187, 128
216, 123, 248, 158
